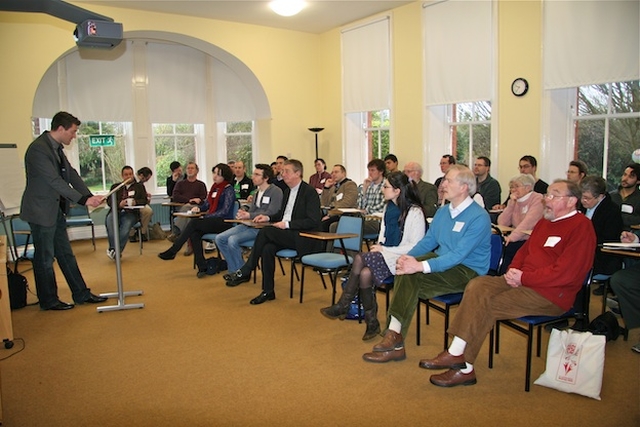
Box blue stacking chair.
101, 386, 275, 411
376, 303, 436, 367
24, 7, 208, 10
275, 248, 300, 298
416, 225, 506, 348
299, 215, 364, 304
9, 215, 35, 274
65, 204, 96, 250
489, 270, 593, 392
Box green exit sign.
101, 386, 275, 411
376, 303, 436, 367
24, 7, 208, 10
89, 134, 115, 147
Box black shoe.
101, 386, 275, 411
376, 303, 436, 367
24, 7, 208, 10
129, 235, 139, 243
226, 271, 251, 287
197, 270, 208, 279
78, 293, 108, 304
223, 270, 241, 281
158, 250, 176, 260
141, 235, 148, 242
45, 301, 74, 311
592, 285, 605, 296
250, 291, 275, 305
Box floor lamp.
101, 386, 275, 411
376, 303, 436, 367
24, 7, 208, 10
308, 128, 324, 160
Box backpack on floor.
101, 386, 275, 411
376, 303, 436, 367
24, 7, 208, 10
206, 258, 228, 275
7, 267, 28, 310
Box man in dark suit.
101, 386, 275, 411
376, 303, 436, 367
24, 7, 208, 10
224, 159, 323, 304
20, 111, 107, 311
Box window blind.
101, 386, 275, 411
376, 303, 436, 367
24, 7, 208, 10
543, 0, 640, 89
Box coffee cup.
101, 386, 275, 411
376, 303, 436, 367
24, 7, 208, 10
126, 198, 134, 207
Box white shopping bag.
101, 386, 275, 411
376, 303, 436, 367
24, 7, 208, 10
534, 329, 606, 400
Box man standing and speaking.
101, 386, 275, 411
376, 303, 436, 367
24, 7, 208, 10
20, 111, 107, 311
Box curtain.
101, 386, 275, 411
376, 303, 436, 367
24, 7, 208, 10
423, 0, 493, 106
543, 0, 640, 89
342, 17, 391, 113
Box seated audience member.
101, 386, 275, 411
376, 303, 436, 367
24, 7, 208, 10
610, 162, 640, 231
518, 155, 548, 195
129, 167, 153, 242
168, 162, 208, 253
158, 164, 236, 278
309, 158, 331, 194
495, 155, 549, 209
355, 159, 386, 236
105, 166, 148, 260
497, 174, 544, 271
362, 165, 491, 363
566, 159, 588, 184
403, 161, 438, 217
419, 180, 596, 387
609, 230, 640, 353
273, 155, 289, 191
224, 159, 323, 305
435, 155, 456, 206
233, 161, 255, 200
320, 164, 358, 231
320, 172, 427, 341
384, 154, 399, 175
579, 176, 623, 295
166, 161, 184, 197
216, 164, 283, 274
473, 156, 502, 210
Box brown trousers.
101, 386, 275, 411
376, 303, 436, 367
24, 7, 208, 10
448, 275, 565, 364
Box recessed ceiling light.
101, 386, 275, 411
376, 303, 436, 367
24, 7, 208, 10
269, 0, 306, 17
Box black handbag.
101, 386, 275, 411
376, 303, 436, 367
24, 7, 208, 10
588, 311, 620, 342
7, 267, 28, 310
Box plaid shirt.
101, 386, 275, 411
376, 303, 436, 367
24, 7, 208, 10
357, 181, 385, 214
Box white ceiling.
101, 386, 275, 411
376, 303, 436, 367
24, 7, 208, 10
79, 0, 415, 34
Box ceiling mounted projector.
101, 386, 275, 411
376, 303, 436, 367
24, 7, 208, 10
0, 0, 123, 49
73, 20, 123, 48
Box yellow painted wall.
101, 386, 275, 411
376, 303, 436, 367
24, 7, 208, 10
496, 0, 543, 185
0, 0, 547, 191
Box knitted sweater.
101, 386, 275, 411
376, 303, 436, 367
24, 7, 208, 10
497, 191, 544, 242
408, 199, 491, 275
510, 212, 596, 311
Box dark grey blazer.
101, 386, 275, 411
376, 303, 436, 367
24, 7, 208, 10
20, 132, 91, 227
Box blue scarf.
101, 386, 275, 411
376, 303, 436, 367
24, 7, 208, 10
383, 201, 402, 247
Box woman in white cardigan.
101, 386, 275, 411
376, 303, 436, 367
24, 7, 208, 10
320, 172, 427, 340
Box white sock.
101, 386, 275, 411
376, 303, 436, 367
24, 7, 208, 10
461, 362, 473, 374
448, 336, 467, 356
388, 316, 402, 334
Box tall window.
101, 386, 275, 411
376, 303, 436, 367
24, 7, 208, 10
76, 121, 128, 193
224, 121, 253, 168
364, 110, 390, 161
448, 101, 492, 166
574, 80, 640, 188
153, 123, 198, 188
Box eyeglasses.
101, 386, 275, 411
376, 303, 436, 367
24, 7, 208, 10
543, 194, 571, 200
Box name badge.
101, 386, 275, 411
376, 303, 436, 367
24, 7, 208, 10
241, 184, 249, 189
521, 205, 528, 214
452, 221, 464, 232
321, 178, 326, 183
262, 196, 270, 204
621, 204, 633, 214
544, 236, 561, 247
128, 190, 135, 197
336, 193, 344, 201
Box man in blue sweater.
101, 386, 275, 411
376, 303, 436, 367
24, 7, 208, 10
363, 165, 491, 363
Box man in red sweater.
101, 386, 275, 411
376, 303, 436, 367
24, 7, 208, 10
420, 179, 596, 387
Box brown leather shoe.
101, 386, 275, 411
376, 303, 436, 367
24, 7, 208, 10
419, 350, 466, 370
429, 369, 477, 387
373, 330, 404, 352
362, 348, 406, 363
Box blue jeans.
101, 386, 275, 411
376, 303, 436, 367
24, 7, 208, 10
215, 225, 259, 272
29, 210, 92, 309
105, 210, 137, 253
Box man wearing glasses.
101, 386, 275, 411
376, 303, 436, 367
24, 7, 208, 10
419, 180, 595, 387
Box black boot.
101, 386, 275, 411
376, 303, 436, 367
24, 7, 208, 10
320, 273, 360, 320
361, 287, 381, 341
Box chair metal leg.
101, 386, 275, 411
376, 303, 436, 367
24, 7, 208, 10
138, 227, 143, 254
525, 325, 534, 392
488, 327, 494, 368
416, 301, 422, 346
91, 224, 96, 250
